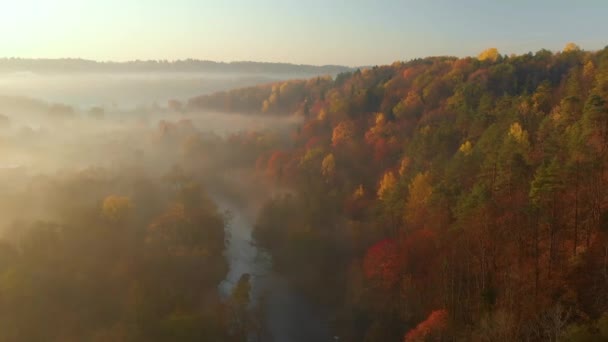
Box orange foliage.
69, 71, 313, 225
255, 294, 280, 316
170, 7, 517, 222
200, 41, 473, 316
266, 150, 288, 180
332, 120, 356, 147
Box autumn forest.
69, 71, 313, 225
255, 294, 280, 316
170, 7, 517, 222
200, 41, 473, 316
2, 43, 608, 342
190, 44, 608, 341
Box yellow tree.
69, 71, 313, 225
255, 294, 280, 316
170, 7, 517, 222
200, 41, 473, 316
399, 156, 411, 176
377, 171, 397, 201
353, 184, 365, 199
321, 153, 336, 181
102, 195, 133, 223
458, 141, 473, 156
563, 42, 580, 52
478, 48, 500, 62
404, 172, 433, 229
508, 122, 529, 146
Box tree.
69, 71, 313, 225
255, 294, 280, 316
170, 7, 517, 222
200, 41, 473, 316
404, 172, 433, 229
458, 140, 473, 156
363, 239, 401, 289
377, 171, 397, 201
404, 309, 448, 342
101, 195, 133, 223
563, 42, 581, 53
332, 120, 356, 147
529, 158, 564, 278
321, 153, 336, 180
478, 48, 500, 62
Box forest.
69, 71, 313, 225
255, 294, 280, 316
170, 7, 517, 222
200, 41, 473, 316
0, 99, 282, 340
188, 44, 608, 341
2, 43, 608, 341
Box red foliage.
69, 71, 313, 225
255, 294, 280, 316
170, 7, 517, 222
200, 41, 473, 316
363, 239, 401, 289
404, 309, 448, 342
402, 68, 415, 80
373, 138, 389, 162
266, 150, 288, 180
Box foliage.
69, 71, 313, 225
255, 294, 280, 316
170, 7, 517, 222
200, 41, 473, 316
404, 309, 448, 342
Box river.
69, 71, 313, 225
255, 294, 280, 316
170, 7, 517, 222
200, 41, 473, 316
213, 195, 332, 342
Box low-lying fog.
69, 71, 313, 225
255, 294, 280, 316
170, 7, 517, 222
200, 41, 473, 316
0, 68, 332, 342
0, 74, 300, 232
0, 71, 303, 108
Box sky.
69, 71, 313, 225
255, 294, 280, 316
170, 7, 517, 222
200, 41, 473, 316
0, 0, 607, 67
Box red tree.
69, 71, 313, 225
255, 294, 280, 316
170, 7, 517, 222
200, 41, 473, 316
404, 309, 448, 342
363, 239, 401, 289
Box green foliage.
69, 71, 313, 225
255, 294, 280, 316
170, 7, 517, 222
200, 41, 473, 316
529, 158, 563, 207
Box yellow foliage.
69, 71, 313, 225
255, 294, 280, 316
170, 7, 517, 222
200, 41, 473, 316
459, 141, 473, 156
404, 172, 433, 227
399, 156, 411, 176
508, 122, 529, 145
377, 171, 397, 200
321, 153, 336, 179
102, 195, 133, 222
563, 42, 580, 52
420, 125, 431, 136
583, 60, 596, 81
478, 48, 500, 62
300, 147, 324, 166
550, 106, 563, 122
353, 184, 365, 199
262, 99, 270, 113
317, 108, 327, 121
375, 113, 386, 126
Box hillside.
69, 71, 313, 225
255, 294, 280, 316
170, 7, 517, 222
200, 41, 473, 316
189, 45, 608, 341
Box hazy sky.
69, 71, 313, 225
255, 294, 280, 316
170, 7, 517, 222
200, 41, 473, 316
0, 0, 606, 66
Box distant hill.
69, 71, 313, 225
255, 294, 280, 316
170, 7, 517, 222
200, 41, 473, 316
0, 58, 353, 75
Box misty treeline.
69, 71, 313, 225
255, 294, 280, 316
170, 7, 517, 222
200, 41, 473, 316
0, 100, 290, 341
0, 58, 351, 75
192, 44, 608, 341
